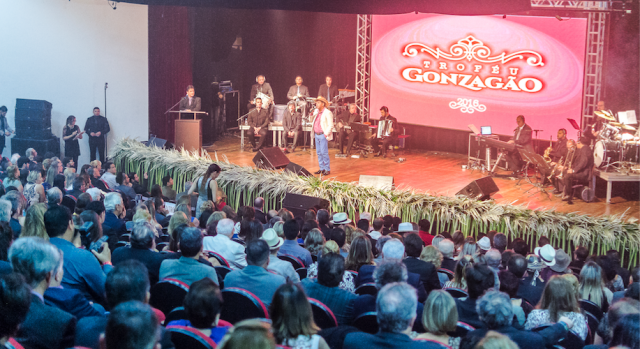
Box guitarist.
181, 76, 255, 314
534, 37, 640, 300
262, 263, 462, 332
248, 74, 274, 116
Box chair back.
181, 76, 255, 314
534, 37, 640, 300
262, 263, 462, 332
355, 283, 378, 296
165, 306, 188, 325
579, 299, 604, 321
353, 312, 379, 334
214, 266, 232, 289
115, 241, 129, 249
149, 278, 190, 316
278, 255, 304, 269
584, 311, 599, 345
119, 234, 131, 242
205, 251, 230, 268
531, 325, 585, 349
166, 325, 217, 349
309, 298, 338, 329
438, 268, 454, 280
296, 267, 307, 280
444, 287, 468, 298
414, 338, 453, 349
448, 321, 475, 338
220, 287, 269, 324
156, 242, 169, 251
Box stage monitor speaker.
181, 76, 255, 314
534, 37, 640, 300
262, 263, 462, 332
145, 136, 169, 149
456, 176, 499, 200
283, 193, 330, 218
284, 162, 312, 177
252, 147, 290, 170
358, 175, 394, 190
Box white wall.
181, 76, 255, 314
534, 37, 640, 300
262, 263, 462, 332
0, 0, 148, 166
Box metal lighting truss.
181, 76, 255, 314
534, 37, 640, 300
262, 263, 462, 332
355, 14, 372, 121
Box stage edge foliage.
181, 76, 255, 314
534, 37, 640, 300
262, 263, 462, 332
112, 139, 639, 268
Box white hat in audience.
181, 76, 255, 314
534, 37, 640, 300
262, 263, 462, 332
396, 222, 416, 233
261, 228, 284, 250
330, 212, 351, 225
478, 236, 491, 251
534, 244, 556, 267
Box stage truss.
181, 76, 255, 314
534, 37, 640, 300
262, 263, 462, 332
355, 1, 611, 126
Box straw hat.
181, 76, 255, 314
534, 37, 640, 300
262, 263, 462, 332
261, 228, 284, 250
330, 212, 351, 225
534, 244, 556, 267
315, 96, 330, 107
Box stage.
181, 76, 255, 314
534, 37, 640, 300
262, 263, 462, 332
204, 135, 640, 220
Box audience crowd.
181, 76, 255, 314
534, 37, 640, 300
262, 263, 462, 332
0, 150, 638, 349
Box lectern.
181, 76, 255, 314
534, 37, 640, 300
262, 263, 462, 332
170, 111, 207, 154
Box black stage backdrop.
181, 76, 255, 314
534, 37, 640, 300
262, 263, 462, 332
150, 6, 639, 154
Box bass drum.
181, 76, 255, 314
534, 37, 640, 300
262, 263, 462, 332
594, 140, 621, 168
622, 142, 640, 163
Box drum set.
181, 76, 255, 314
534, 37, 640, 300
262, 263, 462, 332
592, 110, 640, 173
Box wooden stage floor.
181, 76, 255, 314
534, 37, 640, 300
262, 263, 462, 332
205, 135, 640, 219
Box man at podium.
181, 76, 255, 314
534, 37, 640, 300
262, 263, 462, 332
179, 85, 201, 111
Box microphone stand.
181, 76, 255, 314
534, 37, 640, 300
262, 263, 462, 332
104, 83, 108, 161
533, 129, 543, 153
165, 98, 183, 124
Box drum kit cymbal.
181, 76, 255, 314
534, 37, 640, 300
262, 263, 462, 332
593, 110, 640, 171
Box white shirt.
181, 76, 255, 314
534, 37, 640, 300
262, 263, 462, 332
368, 230, 382, 240
515, 125, 524, 141
203, 234, 247, 270
100, 172, 117, 190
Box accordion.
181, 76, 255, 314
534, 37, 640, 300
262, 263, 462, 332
377, 120, 392, 139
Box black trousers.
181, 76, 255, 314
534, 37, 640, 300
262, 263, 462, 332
563, 172, 588, 198
89, 137, 106, 162
504, 151, 523, 172
0, 136, 5, 158
372, 136, 396, 155
339, 130, 358, 154
248, 126, 268, 149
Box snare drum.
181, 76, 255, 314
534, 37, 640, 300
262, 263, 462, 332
600, 124, 620, 140
622, 142, 640, 163
594, 140, 621, 168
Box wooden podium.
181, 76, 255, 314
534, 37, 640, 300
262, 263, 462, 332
175, 119, 202, 154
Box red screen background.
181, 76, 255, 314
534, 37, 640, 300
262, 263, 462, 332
370, 14, 587, 140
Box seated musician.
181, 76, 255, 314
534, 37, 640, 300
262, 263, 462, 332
542, 128, 569, 183
281, 101, 301, 154
372, 106, 398, 158
557, 137, 594, 204
505, 115, 534, 175
248, 74, 274, 115
583, 100, 608, 144
318, 75, 338, 103
287, 76, 310, 118
247, 98, 269, 152
337, 103, 361, 157
551, 139, 575, 195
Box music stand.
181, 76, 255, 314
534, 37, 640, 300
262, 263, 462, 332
567, 118, 581, 138
517, 147, 550, 198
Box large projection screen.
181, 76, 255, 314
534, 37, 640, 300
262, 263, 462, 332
370, 14, 587, 140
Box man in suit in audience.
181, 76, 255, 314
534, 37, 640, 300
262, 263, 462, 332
112, 221, 177, 285
10, 237, 77, 349
439, 239, 457, 272
463, 291, 573, 349
302, 253, 358, 326
403, 232, 441, 295
344, 283, 433, 349
455, 264, 495, 329
102, 192, 128, 243
115, 172, 136, 200
356, 239, 427, 303
224, 239, 286, 307
75, 260, 174, 349
253, 197, 267, 225
203, 218, 247, 270
159, 227, 218, 286
278, 219, 313, 267
46, 205, 112, 305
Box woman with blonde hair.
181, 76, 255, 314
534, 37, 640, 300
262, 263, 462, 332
21, 203, 48, 240
307, 240, 355, 292
444, 254, 473, 290
46, 160, 62, 189
304, 228, 324, 258
3, 165, 22, 192
23, 171, 46, 207
168, 211, 191, 252
579, 261, 610, 312
421, 245, 448, 287
273, 221, 285, 239
415, 290, 460, 348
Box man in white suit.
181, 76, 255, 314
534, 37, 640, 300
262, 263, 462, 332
311, 96, 334, 176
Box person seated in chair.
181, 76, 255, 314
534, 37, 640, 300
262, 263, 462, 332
281, 101, 301, 154
372, 106, 398, 158
159, 227, 218, 286
337, 103, 361, 157
556, 137, 593, 204
505, 115, 534, 176
247, 98, 269, 152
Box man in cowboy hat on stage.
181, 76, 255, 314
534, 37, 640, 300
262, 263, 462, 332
311, 96, 334, 176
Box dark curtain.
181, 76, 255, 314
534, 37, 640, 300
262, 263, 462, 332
148, 5, 193, 142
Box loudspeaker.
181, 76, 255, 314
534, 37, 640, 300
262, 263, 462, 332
145, 136, 170, 149
456, 176, 499, 200
252, 147, 290, 170
283, 193, 330, 218
14, 99, 53, 140
284, 162, 312, 177
14, 122, 52, 139
358, 175, 394, 190
11, 137, 60, 158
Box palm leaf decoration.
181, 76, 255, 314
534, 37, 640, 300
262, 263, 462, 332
112, 138, 640, 268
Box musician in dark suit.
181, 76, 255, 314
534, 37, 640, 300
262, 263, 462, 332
337, 103, 361, 156
505, 114, 534, 174
281, 101, 301, 153
317, 75, 338, 103
179, 85, 201, 111
287, 76, 310, 119
542, 129, 569, 184
247, 98, 270, 152
372, 106, 398, 158
559, 137, 593, 204
248, 74, 274, 113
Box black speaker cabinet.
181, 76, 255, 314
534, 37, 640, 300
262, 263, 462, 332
14, 99, 53, 140
283, 193, 330, 218
456, 176, 499, 200
284, 162, 312, 176
11, 136, 60, 158
252, 147, 290, 170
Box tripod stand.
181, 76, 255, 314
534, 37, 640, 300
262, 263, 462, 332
517, 147, 551, 199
